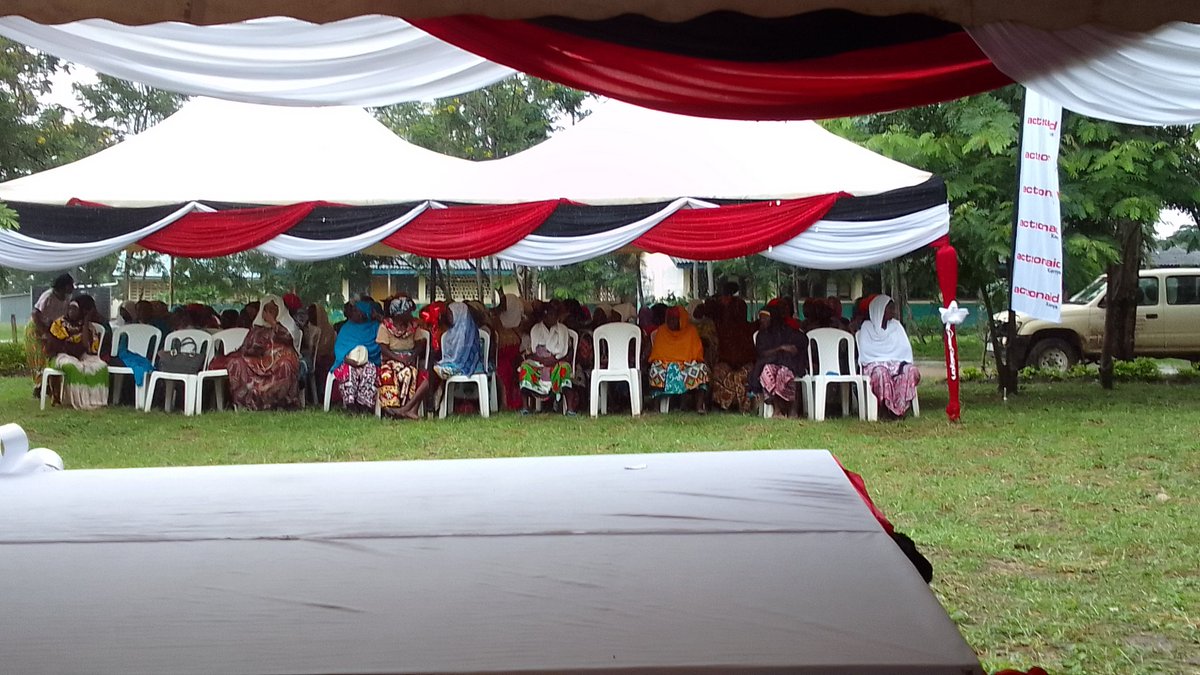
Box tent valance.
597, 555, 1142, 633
0, 0, 1194, 30
0, 187, 945, 270
5, 14, 1200, 124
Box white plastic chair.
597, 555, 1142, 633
375, 328, 430, 419
143, 329, 213, 416
194, 328, 248, 415
590, 322, 642, 417
39, 323, 106, 410
440, 328, 491, 419
799, 328, 865, 421
107, 324, 162, 409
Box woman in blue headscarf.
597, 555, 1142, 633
434, 301, 483, 380
331, 300, 381, 413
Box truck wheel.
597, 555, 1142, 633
1027, 338, 1078, 371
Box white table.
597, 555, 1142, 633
0, 450, 982, 674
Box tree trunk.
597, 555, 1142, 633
1099, 220, 1143, 389
979, 285, 1008, 392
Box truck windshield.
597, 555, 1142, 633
1068, 276, 1107, 304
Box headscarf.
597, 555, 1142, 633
637, 307, 658, 333
825, 297, 843, 321
612, 303, 636, 323
116, 300, 138, 326
331, 300, 381, 371
282, 292, 304, 313
253, 294, 298, 335
649, 306, 704, 364
499, 293, 523, 329
857, 294, 913, 365
389, 295, 416, 318
438, 301, 483, 374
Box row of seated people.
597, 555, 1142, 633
26, 273, 919, 420
327, 286, 920, 421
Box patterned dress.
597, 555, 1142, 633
376, 318, 425, 411
648, 360, 709, 397
863, 361, 921, 416
47, 318, 108, 410
226, 323, 301, 411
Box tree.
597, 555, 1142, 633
826, 87, 1200, 391
538, 254, 641, 302
373, 75, 589, 160
73, 74, 187, 140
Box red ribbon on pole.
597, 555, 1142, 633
933, 236, 962, 422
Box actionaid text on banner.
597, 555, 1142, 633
1011, 90, 1064, 323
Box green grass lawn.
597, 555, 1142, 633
2, 376, 1197, 674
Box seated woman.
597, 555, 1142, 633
226, 295, 301, 411
518, 303, 577, 414
856, 294, 921, 420
432, 301, 485, 409
647, 306, 709, 413
45, 296, 109, 410
331, 300, 381, 413
377, 296, 429, 419
750, 305, 808, 417
711, 290, 756, 413
493, 294, 525, 411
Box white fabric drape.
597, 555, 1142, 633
969, 22, 1200, 126
0, 16, 514, 107
256, 202, 429, 261
0, 202, 198, 271
495, 198, 717, 267
760, 204, 949, 270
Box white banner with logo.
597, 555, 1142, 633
1011, 89, 1064, 323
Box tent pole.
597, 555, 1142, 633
706, 261, 715, 297
168, 255, 174, 306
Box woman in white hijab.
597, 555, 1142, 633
225, 294, 302, 410
856, 294, 920, 419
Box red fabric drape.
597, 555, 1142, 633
382, 200, 561, 258
634, 193, 843, 259
410, 17, 1013, 121
139, 203, 318, 257
933, 236, 962, 422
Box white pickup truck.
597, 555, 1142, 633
997, 267, 1200, 370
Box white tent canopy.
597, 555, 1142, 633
0, 97, 933, 207
0, 97, 948, 271
0, 98, 474, 207
470, 99, 932, 205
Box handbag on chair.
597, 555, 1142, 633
157, 337, 205, 374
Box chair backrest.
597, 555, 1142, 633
566, 328, 579, 370
807, 328, 857, 376
290, 325, 303, 353
752, 330, 759, 346
110, 324, 163, 360
414, 328, 432, 369
477, 328, 491, 373
211, 328, 249, 359
159, 329, 214, 366
90, 323, 107, 356
593, 322, 641, 371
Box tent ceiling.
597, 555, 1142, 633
0, 0, 1196, 30
0, 97, 931, 207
